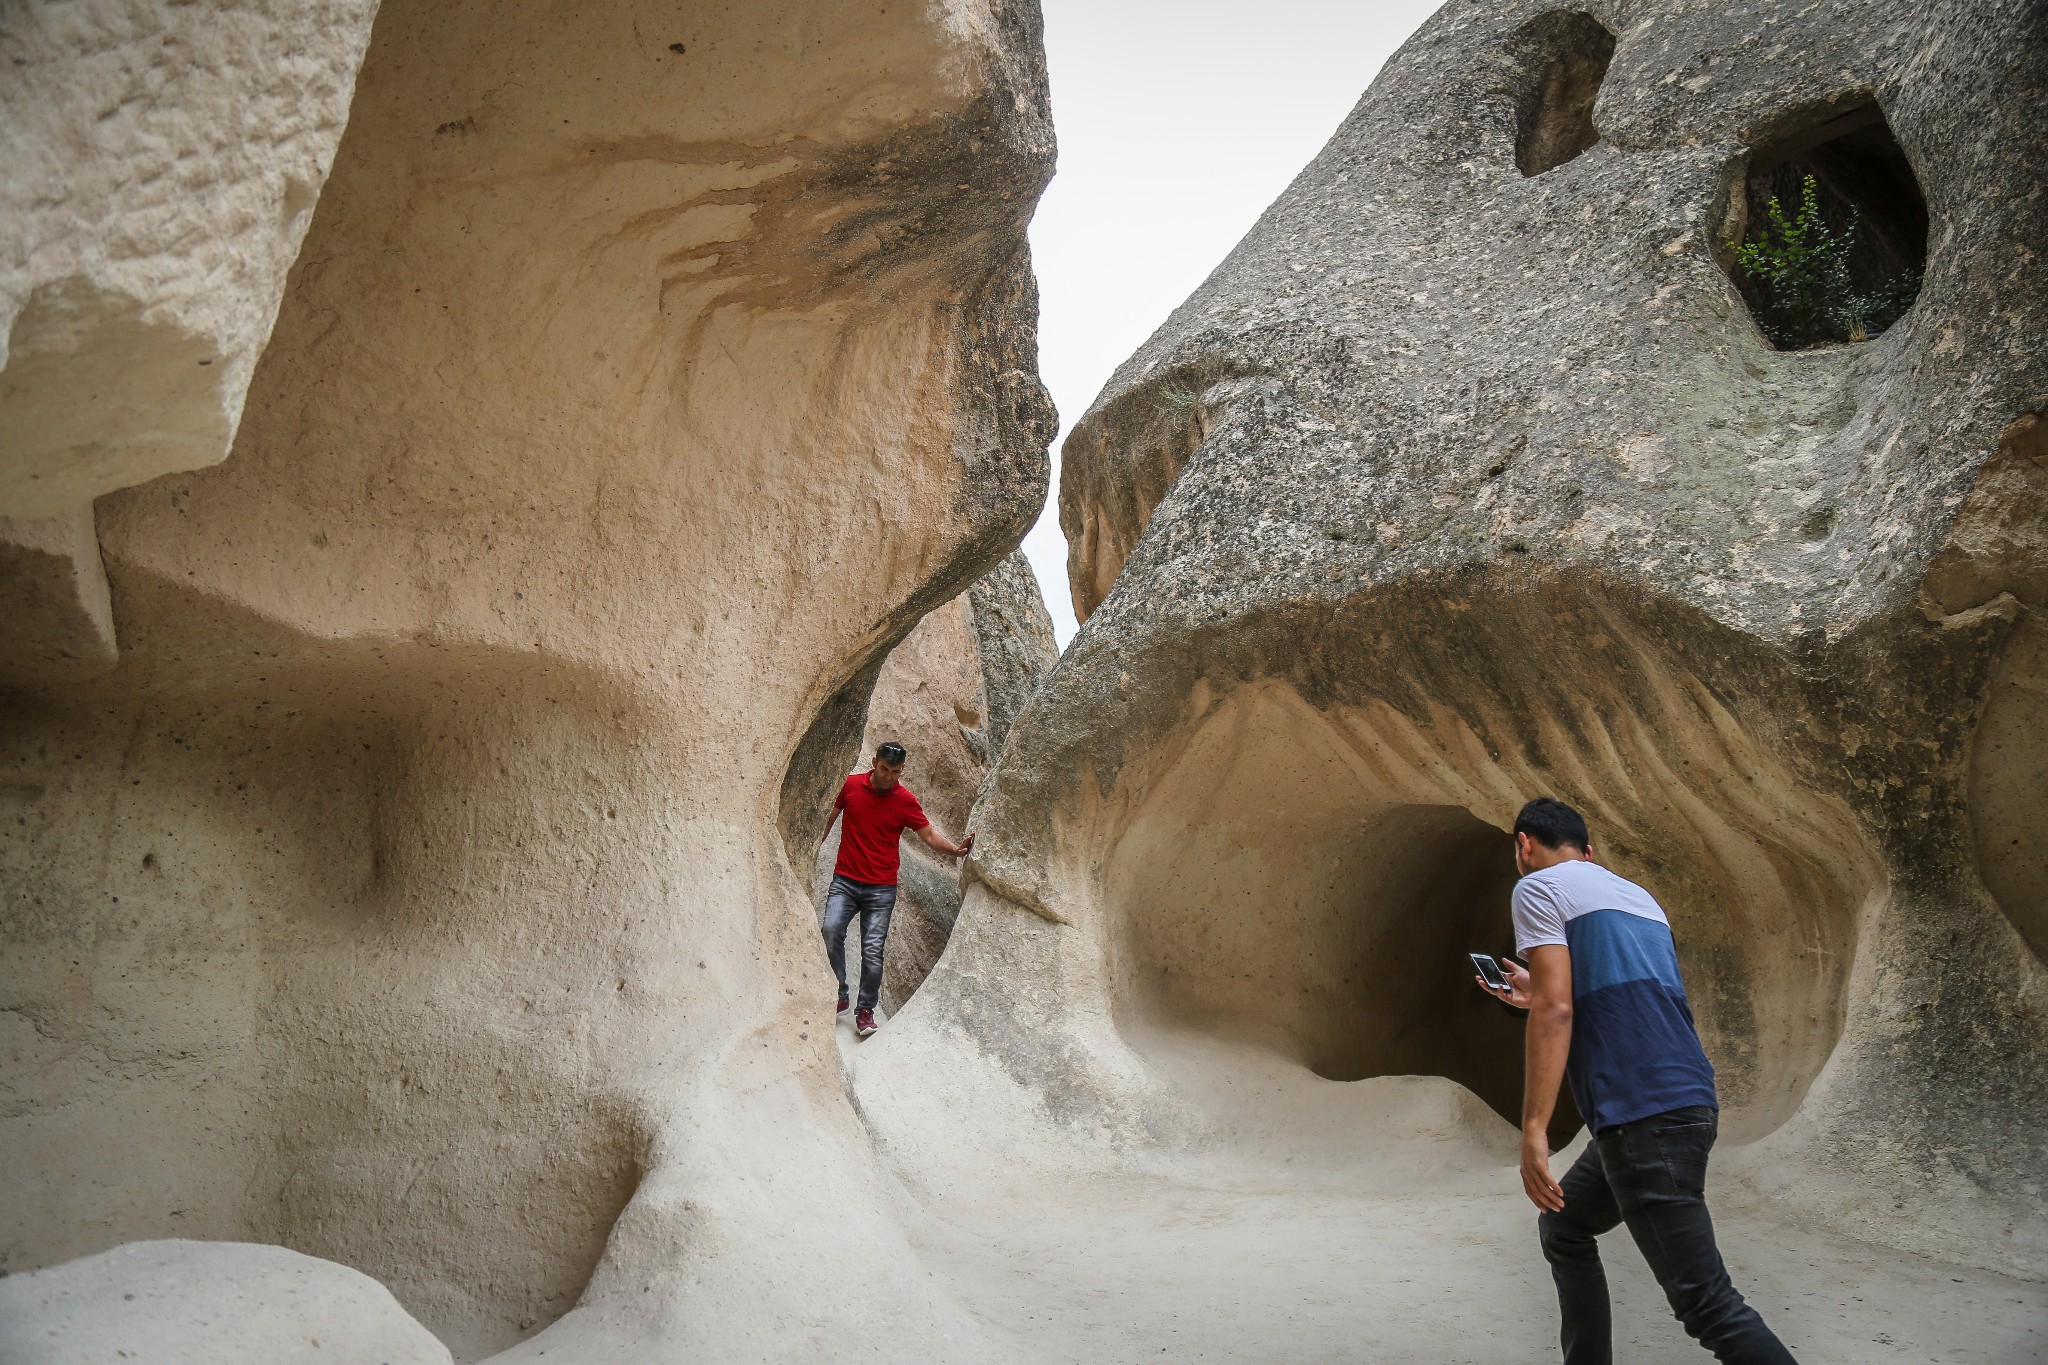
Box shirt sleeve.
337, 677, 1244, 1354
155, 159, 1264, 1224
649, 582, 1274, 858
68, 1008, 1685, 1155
899, 788, 929, 831
832, 776, 848, 812
1511, 877, 1569, 954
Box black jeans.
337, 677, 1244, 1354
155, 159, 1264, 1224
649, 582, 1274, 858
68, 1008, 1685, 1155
822, 874, 895, 1011
1539, 1105, 1797, 1364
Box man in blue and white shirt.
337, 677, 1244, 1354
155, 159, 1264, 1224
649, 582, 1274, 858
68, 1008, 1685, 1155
1480, 797, 1796, 1365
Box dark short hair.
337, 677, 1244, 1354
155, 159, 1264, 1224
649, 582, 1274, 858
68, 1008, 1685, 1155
875, 741, 907, 765
1514, 796, 1589, 852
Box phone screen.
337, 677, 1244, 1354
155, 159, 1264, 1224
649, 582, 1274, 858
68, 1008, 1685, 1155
1470, 952, 1508, 991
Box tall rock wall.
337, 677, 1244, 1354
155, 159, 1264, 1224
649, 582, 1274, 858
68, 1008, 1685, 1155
867, 0, 2048, 1283
1, 0, 1054, 1358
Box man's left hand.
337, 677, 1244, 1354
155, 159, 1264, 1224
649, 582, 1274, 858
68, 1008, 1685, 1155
1479, 955, 1533, 1009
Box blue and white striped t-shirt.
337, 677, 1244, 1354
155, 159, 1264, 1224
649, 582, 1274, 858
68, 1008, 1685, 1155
1511, 859, 1717, 1133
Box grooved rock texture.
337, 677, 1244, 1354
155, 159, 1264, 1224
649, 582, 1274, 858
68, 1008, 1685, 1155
0, 0, 380, 517
1, 1, 1054, 1359
815, 549, 1059, 1014
869, 0, 2048, 1296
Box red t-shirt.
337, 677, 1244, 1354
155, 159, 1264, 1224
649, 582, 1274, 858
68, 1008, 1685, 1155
832, 771, 929, 886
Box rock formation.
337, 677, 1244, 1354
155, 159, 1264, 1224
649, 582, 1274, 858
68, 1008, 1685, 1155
0, 1240, 453, 1365
868, 0, 2048, 1307
2, 0, 1053, 1358
9, 0, 2047, 1359
815, 550, 1059, 1014
0, 0, 381, 691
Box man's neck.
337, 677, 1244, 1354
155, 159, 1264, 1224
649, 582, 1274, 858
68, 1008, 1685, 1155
1523, 847, 1591, 875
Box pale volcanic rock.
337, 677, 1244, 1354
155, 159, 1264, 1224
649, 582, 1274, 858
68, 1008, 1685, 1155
867, 0, 2048, 1302
0, 507, 117, 687
1, 0, 1053, 1360
0, 0, 381, 517
8, 0, 2044, 1358
0, 1240, 452, 1365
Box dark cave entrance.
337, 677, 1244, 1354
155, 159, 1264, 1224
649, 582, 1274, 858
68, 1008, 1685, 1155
1726, 101, 1928, 349
1113, 794, 1582, 1147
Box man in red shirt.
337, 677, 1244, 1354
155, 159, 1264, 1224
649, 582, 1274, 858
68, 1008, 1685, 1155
821, 740, 974, 1037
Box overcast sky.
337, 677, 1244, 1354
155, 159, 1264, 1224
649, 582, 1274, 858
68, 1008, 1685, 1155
1020, 0, 1447, 646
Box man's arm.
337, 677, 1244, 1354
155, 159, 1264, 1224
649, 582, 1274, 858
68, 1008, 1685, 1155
1517, 944, 1573, 1212
914, 823, 975, 859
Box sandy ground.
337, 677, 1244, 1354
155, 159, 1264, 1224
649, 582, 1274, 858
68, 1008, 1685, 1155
838, 1011, 2046, 1365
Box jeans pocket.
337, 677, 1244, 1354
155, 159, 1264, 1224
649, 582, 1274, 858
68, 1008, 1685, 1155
1650, 1123, 1713, 1198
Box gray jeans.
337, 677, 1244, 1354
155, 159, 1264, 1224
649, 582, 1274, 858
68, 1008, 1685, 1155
822, 874, 896, 1011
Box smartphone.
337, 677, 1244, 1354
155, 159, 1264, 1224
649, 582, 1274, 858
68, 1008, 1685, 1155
1469, 952, 1510, 992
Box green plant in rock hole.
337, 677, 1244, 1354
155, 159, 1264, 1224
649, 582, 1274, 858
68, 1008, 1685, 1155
1153, 380, 1202, 418
1731, 174, 1920, 348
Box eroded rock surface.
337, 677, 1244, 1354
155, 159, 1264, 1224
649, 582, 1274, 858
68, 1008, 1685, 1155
1, 0, 1053, 1359
0, 0, 380, 517
874, 0, 2048, 1289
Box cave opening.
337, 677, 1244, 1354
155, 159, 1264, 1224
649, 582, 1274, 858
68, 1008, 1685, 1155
1110, 769, 1583, 1144
1103, 678, 1879, 1149
1513, 10, 1617, 177
1726, 101, 1928, 349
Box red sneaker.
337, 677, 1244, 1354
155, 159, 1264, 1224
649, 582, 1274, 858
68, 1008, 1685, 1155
855, 1007, 878, 1038
836, 989, 850, 1014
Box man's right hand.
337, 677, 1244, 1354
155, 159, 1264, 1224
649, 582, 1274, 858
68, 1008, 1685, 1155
957, 831, 975, 857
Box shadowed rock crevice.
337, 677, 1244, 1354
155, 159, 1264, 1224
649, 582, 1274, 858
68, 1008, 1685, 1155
1112, 786, 1579, 1143
1060, 359, 1261, 623
1512, 10, 1615, 177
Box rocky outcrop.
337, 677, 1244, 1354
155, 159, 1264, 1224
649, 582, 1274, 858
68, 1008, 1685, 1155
0, 0, 380, 516
0, 1241, 452, 1365
1, 1, 1053, 1359
872, 0, 2048, 1287
816, 549, 1059, 1014
0, 0, 381, 689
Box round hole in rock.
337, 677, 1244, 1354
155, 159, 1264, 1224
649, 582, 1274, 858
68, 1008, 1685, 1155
1512, 10, 1617, 177
1725, 100, 1928, 349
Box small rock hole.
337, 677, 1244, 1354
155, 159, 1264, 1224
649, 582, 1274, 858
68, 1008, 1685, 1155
1512, 11, 1616, 177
